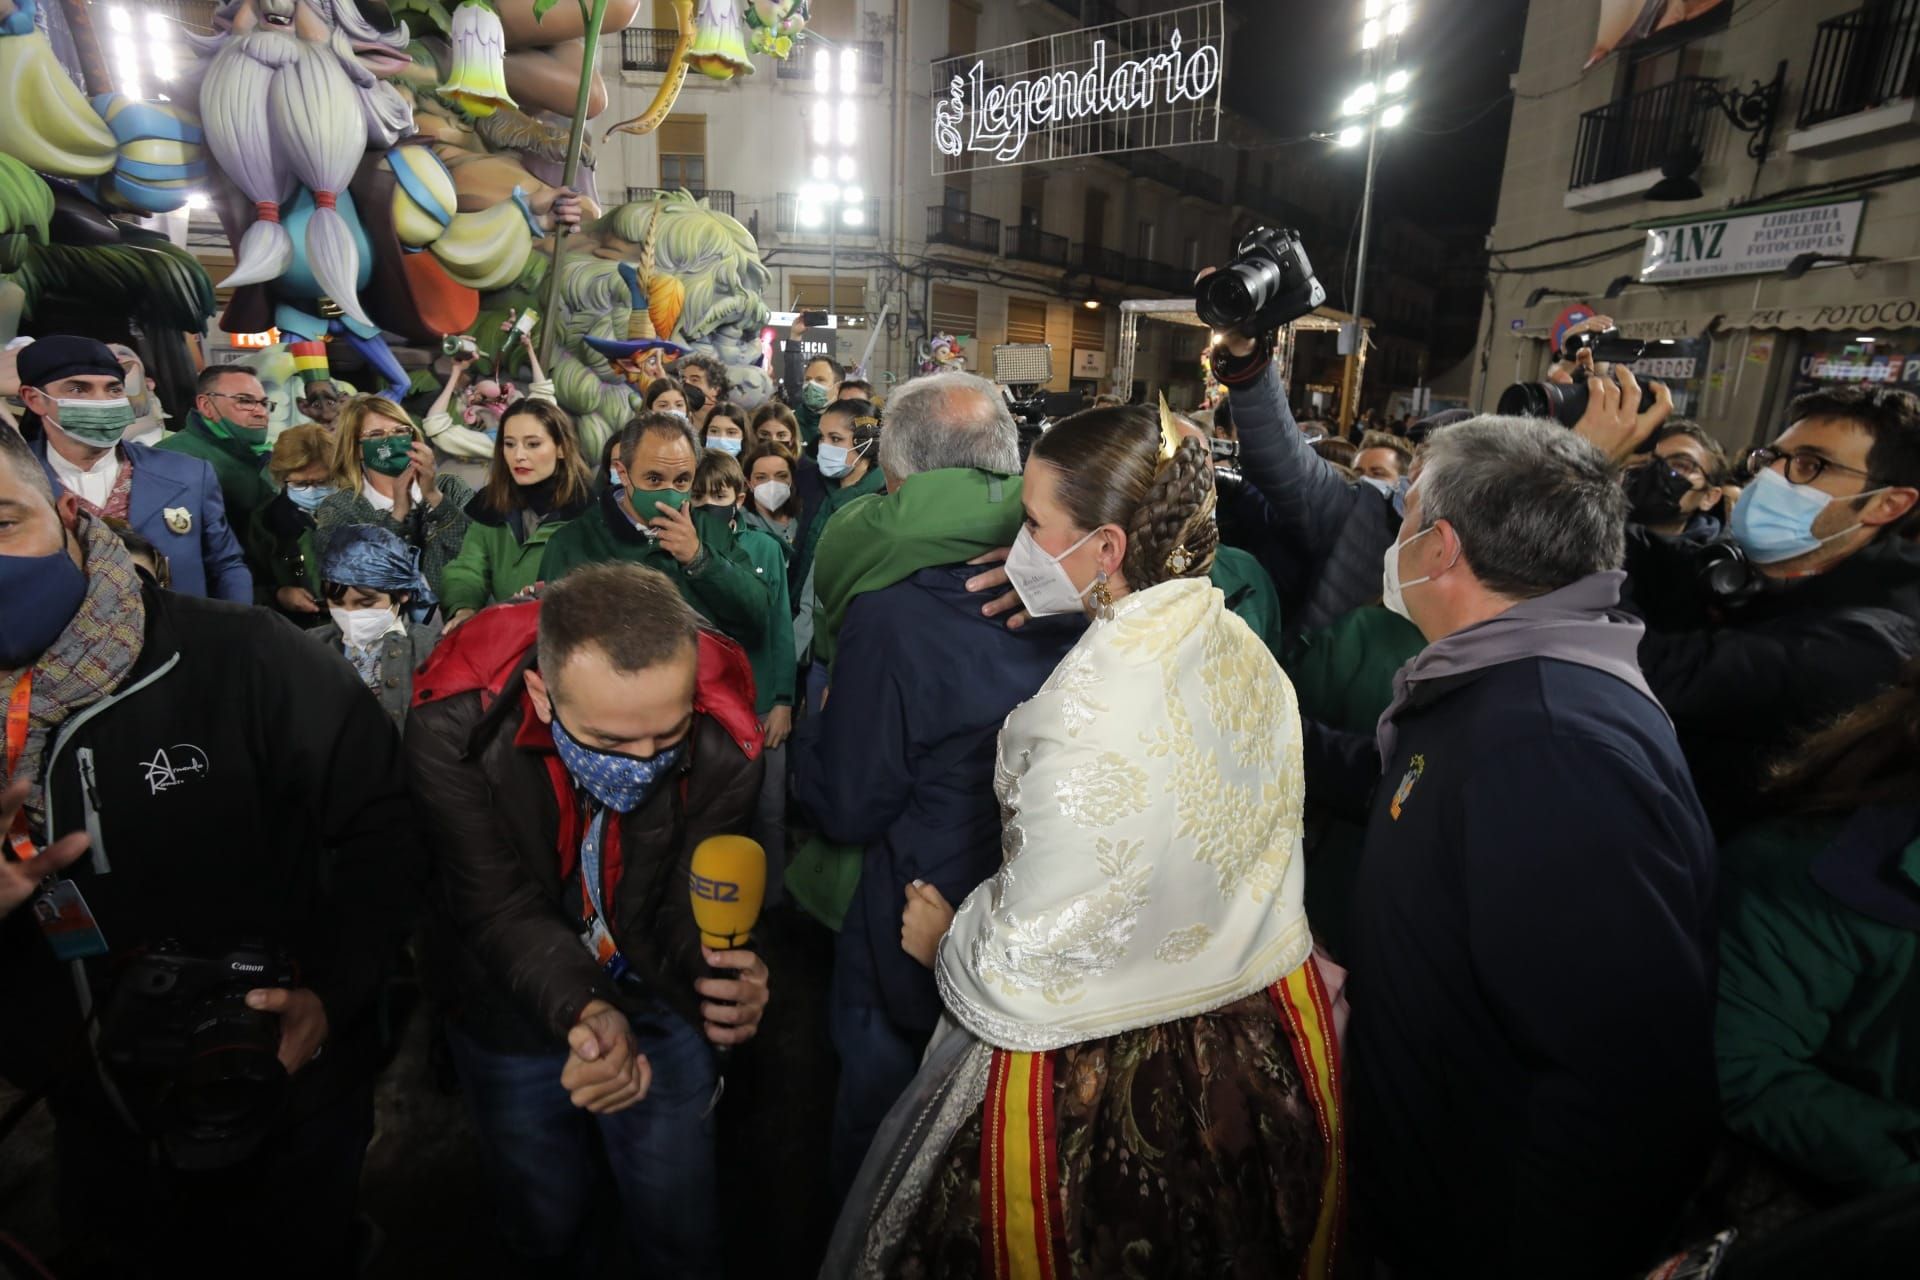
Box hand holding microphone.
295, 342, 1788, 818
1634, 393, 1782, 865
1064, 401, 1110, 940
689, 836, 771, 1049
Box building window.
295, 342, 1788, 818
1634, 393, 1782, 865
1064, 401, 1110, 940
789, 273, 868, 320
1021, 174, 1046, 230
1072, 303, 1105, 353
1007, 297, 1049, 346
657, 116, 706, 190
1137, 220, 1155, 262
932, 284, 979, 335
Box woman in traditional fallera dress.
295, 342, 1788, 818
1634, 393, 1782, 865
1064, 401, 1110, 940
824, 404, 1344, 1279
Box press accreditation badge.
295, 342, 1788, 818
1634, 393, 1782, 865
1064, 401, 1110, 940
32, 880, 110, 960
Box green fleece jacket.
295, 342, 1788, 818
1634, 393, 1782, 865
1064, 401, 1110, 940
159, 411, 276, 575
734, 526, 795, 715
439, 499, 588, 614
540, 487, 770, 644
792, 465, 887, 624
1716, 810, 1920, 1194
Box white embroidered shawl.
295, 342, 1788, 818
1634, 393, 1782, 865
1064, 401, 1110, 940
937, 576, 1312, 1052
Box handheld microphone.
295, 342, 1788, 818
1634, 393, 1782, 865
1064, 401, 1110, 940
688, 835, 766, 950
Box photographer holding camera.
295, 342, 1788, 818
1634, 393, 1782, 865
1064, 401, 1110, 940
1198, 231, 1403, 637
1570, 368, 1920, 834
0, 427, 424, 1276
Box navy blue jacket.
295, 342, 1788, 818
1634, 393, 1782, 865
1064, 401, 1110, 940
789, 563, 1083, 1033
33, 436, 253, 602
1341, 657, 1718, 1277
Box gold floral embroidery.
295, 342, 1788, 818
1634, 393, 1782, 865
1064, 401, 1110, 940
972, 838, 1153, 1003
1055, 752, 1149, 829
1153, 923, 1214, 964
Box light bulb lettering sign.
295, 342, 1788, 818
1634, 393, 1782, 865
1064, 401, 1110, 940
931, 1, 1223, 175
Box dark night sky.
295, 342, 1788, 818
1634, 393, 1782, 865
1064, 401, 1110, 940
1225, 0, 1531, 232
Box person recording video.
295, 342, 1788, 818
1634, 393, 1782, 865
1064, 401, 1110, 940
0, 424, 424, 1278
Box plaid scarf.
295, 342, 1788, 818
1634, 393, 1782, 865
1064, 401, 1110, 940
0, 515, 146, 825
67, 446, 135, 522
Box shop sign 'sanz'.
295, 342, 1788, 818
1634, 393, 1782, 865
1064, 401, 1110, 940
931, 1, 1224, 175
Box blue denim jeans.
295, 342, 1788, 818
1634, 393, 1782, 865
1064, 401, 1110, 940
826, 905, 930, 1205
447, 1011, 720, 1277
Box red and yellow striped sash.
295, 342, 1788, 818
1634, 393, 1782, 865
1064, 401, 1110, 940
981, 963, 1345, 1280
1271, 961, 1347, 1279
981, 1047, 1066, 1280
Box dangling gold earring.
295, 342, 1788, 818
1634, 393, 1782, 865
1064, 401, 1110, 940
1091, 570, 1115, 621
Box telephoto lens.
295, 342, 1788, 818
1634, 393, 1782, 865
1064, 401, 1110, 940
1497, 376, 1655, 428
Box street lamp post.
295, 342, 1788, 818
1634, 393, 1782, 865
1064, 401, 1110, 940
1335, 1, 1413, 429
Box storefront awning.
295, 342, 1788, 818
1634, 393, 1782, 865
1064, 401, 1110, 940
1513, 314, 1708, 341
1715, 296, 1920, 332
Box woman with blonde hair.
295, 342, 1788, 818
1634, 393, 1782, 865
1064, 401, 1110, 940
827, 404, 1342, 1279
440, 398, 593, 625
313, 394, 473, 601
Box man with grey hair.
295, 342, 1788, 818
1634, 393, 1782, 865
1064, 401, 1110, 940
789, 369, 1081, 1199
1318, 415, 1718, 1276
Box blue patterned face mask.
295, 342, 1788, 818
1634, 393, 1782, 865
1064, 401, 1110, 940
549, 713, 685, 813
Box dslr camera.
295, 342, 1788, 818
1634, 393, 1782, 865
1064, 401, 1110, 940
1195, 227, 1326, 335
96, 940, 298, 1170
1498, 327, 1678, 428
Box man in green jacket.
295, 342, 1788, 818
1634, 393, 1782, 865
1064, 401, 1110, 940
541, 414, 769, 645
157, 366, 278, 580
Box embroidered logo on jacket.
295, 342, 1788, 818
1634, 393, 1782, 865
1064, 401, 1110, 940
142, 745, 210, 794
1389, 754, 1425, 820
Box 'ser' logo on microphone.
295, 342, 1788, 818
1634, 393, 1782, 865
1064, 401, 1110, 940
689, 872, 741, 903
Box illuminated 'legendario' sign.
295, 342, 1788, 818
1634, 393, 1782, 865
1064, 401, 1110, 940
930, 2, 1224, 175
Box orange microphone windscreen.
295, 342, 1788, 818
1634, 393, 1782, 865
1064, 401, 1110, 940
688, 835, 766, 950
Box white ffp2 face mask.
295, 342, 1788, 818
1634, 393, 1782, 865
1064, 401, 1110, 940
752, 480, 792, 512
330, 605, 398, 648
1381, 525, 1434, 623
1005, 525, 1101, 618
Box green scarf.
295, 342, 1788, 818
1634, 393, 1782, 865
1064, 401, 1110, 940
812, 468, 1025, 666
190, 409, 270, 461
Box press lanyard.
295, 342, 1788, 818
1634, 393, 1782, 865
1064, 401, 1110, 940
4, 672, 37, 861
577, 808, 629, 981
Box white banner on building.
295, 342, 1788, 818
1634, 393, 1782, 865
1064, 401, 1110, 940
931, 2, 1224, 175
1640, 200, 1864, 283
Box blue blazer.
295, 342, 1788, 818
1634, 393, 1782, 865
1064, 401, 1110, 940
33, 437, 253, 602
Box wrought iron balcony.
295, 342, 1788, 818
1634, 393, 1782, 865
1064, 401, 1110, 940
1126, 258, 1193, 293
1799, 0, 1919, 127
626, 187, 734, 216
1569, 75, 1718, 189
775, 39, 887, 83
774, 192, 882, 234
1005, 225, 1070, 267
1072, 243, 1127, 278
927, 205, 1002, 253
620, 28, 676, 72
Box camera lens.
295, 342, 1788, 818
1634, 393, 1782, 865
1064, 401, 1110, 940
1196, 258, 1283, 330
1496, 379, 1590, 428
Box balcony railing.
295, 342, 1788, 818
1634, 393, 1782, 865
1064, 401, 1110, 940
1569, 75, 1717, 189
1127, 258, 1193, 293
1799, 0, 1920, 127
773, 192, 881, 234
1005, 225, 1070, 267
1072, 243, 1127, 278
775, 39, 887, 83
620, 28, 676, 72
626, 187, 734, 216
927, 205, 1002, 253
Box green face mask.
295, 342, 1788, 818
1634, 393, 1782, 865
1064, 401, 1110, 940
628, 485, 689, 519
361, 435, 414, 477
50, 397, 137, 448
801, 381, 831, 410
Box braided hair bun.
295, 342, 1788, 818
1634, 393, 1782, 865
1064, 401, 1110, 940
1029, 406, 1219, 593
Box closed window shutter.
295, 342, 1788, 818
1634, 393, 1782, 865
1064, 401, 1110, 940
657, 116, 706, 157
931, 284, 978, 334
1006, 297, 1048, 345
789, 274, 868, 313
1073, 306, 1104, 352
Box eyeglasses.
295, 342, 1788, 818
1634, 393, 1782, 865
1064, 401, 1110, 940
1743, 446, 1874, 487
1658, 454, 1708, 483
211, 392, 276, 412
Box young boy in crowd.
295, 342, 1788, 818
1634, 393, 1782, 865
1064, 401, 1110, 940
309, 524, 442, 731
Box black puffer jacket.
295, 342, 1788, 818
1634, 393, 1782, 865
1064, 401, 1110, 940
0, 584, 424, 1093
405, 605, 764, 1052
1626, 530, 1920, 834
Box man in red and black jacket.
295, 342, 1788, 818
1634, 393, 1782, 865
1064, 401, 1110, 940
405, 563, 770, 1274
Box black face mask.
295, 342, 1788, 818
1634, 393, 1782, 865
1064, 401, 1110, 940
1625, 459, 1696, 525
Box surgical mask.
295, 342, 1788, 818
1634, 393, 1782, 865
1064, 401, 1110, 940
49, 397, 136, 448
705, 434, 742, 456
0, 539, 88, 667
665, 410, 690, 425
817, 439, 867, 479
550, 715, 685, 814
285, 483, 335, 514
329, 604, 398, 649
1381, 525, 1434, 623
752, 480, 791, 512
1729, 466, 1887, 565
361, 435, 414, 477
1005, 524, 1100, 618
802, 380, 832, 410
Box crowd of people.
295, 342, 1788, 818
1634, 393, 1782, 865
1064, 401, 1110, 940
1, 313, 1917, 1280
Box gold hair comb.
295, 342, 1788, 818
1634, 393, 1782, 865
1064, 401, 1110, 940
1156, 393, 1180, 463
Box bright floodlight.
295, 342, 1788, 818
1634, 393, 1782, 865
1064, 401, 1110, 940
811, 154, 829, 180
1365, 0, 1386, 17
1361, 19, 1381, 49
839, 47, 857, 89
1385, 69, 1410, 94
799, 202, 823, 228
843, 185, 864, 204
1338, 124, 1365, 147
185, 191, 210, 211
842, 206, 865, 227
1388, 3, 1411, 35
836, 154, 854, 180
1382, 104, 1406, 127
108, 5, 129, 31
813, 50, 831, 93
